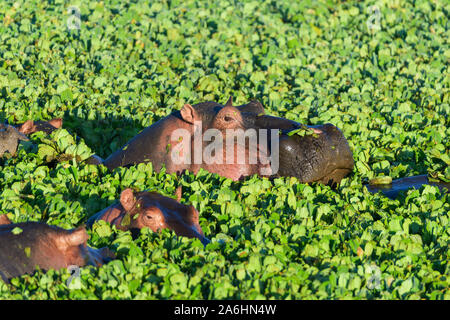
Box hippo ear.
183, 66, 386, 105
237, 100, 265, 115
48, 118, 63, 129
0, 215, 11, 225
225, 96, 233, 107
18, 120, 35, 135
56, 226, 89, 251
120, 188, 136, 212
180, 104, 198, 124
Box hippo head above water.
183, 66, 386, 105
101, 98, 354, 185
87, 188, 210, 245
0, 123, 29, 157
0, 118, 63, 158
0, 218, 114, 283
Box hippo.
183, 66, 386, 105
87, 187, 210, 245
96, 98, 355, 185
0, 124, 29, 157
0, 216, 114, 283
0, 118, 63, 158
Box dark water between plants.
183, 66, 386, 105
366, 174, 450, 199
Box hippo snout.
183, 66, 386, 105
276, 123, 354, 185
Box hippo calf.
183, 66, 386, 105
87, 188, 210, 245
0, 216, 113, 283
99, 98, 354, 184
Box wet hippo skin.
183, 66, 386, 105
276, 123, 354, 185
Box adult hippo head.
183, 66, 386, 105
100, 98, 354, 185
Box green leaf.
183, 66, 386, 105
12, 227, 23, 235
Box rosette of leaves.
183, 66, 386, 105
427, 146, 450, 183
428, 167, 450, 183
37, 129, 93, 163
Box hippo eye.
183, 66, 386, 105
224, 115, 233, 122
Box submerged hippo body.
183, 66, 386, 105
101, 99, 354, 184
87, 188, 210, 245
0, 219, 113, 283
366, 175, 450, 199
